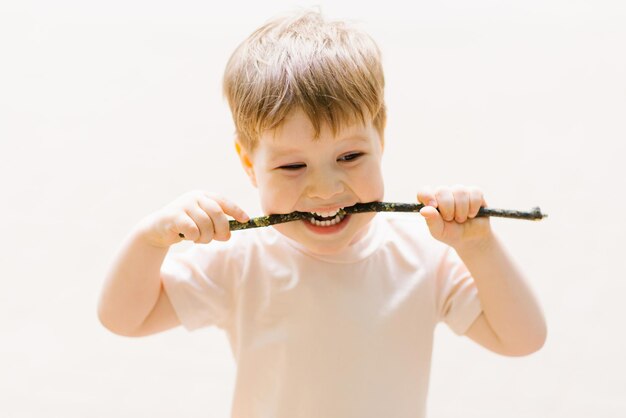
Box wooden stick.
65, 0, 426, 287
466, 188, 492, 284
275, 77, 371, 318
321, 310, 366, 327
226, 202, 547, 231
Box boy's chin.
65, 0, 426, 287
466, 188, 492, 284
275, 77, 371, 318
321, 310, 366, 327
274, 214, 374, 256
275, 224, 351, 255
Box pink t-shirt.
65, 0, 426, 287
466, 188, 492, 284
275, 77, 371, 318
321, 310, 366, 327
161, 213, 482, 418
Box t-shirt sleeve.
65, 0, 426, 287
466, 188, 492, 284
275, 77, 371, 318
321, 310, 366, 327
161, 243, 236, 331
436, 246, 483, 335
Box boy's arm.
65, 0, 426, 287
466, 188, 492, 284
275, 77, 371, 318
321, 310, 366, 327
458, 236, 547, 356
97, 226, 179, 337
98, 191, 249, 337
418, 186, 547, 356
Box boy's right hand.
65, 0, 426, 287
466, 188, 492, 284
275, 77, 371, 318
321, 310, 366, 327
136, 191, 250, 248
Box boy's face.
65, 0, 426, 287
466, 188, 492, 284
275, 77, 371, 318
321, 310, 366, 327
237, 109, 385, 255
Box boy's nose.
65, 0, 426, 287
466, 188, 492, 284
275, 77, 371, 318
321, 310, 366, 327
306, 170, 345, 200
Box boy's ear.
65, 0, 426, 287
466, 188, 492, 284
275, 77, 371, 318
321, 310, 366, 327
234, 140, 257, 187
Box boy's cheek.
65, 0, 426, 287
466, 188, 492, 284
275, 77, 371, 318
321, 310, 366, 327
257, 182, 298, 213
355, 170, 384, 201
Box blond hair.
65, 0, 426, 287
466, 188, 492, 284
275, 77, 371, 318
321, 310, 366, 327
223, 10, 386, 151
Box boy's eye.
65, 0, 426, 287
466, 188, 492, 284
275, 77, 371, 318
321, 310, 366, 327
278, 163, 306, 170
338, 152, 364, 162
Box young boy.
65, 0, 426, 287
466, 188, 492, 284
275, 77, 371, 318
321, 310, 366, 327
98, 10, 546, 418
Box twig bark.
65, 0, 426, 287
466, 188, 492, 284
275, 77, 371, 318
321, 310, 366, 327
227, 202, 547, 231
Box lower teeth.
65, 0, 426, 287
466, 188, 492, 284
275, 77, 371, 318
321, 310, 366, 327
309, 214, 344, 227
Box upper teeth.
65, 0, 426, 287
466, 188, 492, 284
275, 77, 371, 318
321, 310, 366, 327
313, 209, 341, 218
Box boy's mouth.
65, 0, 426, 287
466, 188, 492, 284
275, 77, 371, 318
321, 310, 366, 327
306, 208, 347, 227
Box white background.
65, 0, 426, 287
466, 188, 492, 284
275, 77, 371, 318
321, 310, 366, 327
1, 1, 625, 417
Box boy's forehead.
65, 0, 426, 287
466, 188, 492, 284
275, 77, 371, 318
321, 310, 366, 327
261, 131, 371, 151
258, 128, 373, 157
263, 109, 374, 146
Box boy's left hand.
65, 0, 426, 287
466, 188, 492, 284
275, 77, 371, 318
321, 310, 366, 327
417, 185, 493, 249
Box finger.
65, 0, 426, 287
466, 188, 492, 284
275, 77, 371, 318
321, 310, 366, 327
468, 187, 484, 219
420, 205, 444, 238
198, 198, 231, 241
435, 187, 454, 222
186, 206, 215, 244
452, 185, 469, 223
417, 186, 438, 208
204, 193, 250, 223
174, 213, 201, 242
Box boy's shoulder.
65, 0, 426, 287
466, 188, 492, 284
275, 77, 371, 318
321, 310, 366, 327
354, 212, 453, 264
379, 212, 443, 245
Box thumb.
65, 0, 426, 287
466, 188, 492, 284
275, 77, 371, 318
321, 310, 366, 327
420, 206, 444, 239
